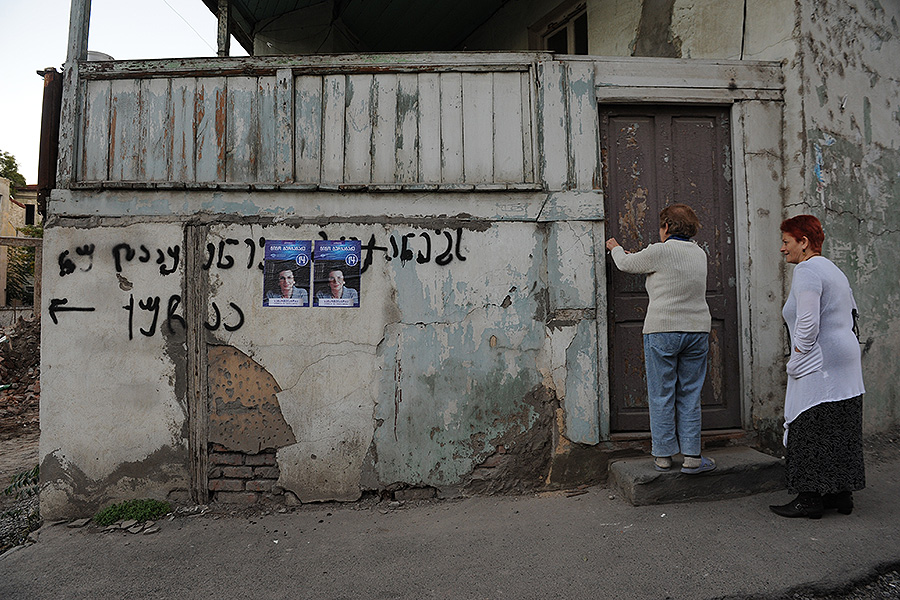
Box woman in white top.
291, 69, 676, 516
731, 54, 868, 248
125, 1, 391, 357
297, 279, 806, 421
606, 204, 715, 475
770, 215, 865, 519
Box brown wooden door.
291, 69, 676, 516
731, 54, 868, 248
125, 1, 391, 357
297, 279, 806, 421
601, 105, 740, 432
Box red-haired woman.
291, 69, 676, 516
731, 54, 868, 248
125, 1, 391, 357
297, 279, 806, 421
770, 215, 865, 519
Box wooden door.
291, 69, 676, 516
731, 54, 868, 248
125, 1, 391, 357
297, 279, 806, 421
601, 105, 741, 432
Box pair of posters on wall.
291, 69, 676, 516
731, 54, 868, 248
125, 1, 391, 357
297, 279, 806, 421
263, 240, 361, 308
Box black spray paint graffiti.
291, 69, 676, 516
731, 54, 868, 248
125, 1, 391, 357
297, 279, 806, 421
122, 293, 244, 340
51, 228, 467, 336
53, 240, 249, 338
317, 228, 467, 273
203, 237, 266, 271
58, 243, 181, 277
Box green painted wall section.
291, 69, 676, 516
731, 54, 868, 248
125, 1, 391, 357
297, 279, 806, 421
372, 226, 549, 486
808, 129, 900, 430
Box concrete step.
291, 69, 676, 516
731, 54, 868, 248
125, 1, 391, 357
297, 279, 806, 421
608, 447, 785, 506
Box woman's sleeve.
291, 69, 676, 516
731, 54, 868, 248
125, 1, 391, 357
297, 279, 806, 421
610, 244, 659, 274
790, 266, 822, 353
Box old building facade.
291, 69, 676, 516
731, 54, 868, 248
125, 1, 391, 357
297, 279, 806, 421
39, 0, 899, 517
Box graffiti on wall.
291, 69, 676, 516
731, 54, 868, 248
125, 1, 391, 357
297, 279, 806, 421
48, 227, 472, 337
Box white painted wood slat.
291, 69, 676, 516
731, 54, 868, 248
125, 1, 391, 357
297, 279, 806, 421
462, 72, 493, 184
256, 75, 278, 183
344, 74, 374, 184
566, 63, 600, 190
294, 75, 323, 184
81, 80, 111, 181
492, 71, 525, 184
143, 78, 172, 182
226, 76, 258, 182
109, 79, 141, 181
371, 74, 398, 184
321, 75, 346, 184
195, 77, 226, 182
537, 62, 568, 191
395, 73, 419, 184
171, 78, 197, 182
418, 73, 441, 184
274, 69, 294, 183
521, 71, 536, 184
439, 73, 464, 184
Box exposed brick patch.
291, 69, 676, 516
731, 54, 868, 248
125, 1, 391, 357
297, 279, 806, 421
222, 466, 254, 479
245, 453, 277, 466
208, 446, 283, 504
246, 479, 276, 492
210, 452, 244, 466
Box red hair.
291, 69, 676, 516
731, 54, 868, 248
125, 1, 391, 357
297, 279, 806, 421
780, 215, 824, 253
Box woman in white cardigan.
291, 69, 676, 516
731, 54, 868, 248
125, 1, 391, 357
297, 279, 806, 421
770, 214, 865, 519
606, 204, 715, 475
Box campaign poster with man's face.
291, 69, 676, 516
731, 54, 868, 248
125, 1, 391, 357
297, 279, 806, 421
313, 240, 361, 308
263, 240, 311, 307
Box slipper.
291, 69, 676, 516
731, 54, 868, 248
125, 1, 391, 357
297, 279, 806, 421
681, 456, 716, 474
654, 456, 672, 472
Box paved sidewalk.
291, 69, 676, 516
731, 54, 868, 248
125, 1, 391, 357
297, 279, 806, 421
2, 450, 899, 600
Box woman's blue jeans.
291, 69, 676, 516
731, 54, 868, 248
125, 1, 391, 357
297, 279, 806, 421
643, 332, 710, 457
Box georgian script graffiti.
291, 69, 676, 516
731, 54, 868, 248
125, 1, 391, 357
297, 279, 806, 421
50, 227, 471, 337
317, 228, 467, 273
52, 239, 248, 337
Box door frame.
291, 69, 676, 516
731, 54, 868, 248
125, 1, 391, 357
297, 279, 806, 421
589, 57, 786, 442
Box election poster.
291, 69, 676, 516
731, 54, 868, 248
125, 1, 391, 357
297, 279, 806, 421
313, 240, 361, 307
263, 240, 312, 307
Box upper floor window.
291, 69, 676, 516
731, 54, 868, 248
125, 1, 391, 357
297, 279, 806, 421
531, 2, 589, 55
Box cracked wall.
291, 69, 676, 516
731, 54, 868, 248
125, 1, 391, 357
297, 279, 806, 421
206, 220, 600, 502
791, 0, 900, 432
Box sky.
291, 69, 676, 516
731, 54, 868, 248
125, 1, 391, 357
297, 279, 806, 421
0, 0, 247, 186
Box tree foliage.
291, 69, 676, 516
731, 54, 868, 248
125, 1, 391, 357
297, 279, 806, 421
0, 150, 27, 196
5, 224, 42, 306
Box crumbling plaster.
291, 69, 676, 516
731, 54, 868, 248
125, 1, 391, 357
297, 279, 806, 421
203, 219, 599, 502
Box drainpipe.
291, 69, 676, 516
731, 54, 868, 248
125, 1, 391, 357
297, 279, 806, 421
36, 68, 62, 218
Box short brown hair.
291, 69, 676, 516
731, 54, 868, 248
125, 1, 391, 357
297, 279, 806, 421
780, 215, 824, 253
660, 204, 700, 238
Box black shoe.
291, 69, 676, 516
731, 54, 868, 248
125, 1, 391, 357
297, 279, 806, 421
823, 492, 854, 515
770, 494, 824, 519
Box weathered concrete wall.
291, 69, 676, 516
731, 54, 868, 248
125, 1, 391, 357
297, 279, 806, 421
39, 210, 605, 512
788, 0, 900, 432
40, 223, 190, 518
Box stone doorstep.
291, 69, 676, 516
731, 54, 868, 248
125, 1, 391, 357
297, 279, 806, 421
608, 447, 785, 507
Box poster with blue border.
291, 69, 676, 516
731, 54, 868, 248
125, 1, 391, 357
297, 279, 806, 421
313, 240, 361, 307
263, 240, 311, 307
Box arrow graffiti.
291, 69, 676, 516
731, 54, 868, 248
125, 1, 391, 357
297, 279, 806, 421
48, 298, 96, 325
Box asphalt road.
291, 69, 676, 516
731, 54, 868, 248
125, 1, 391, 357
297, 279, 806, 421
2, 451, 899, 600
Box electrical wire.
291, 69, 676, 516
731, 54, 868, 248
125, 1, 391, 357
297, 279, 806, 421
160, 0, 217, 54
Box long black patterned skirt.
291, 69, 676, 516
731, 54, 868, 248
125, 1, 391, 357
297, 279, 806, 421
785, 395, 865, 495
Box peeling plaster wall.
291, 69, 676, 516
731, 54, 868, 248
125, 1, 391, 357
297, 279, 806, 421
202, 220, 598, 502
39, 223, 190, 519
790, 0, 900, 432
39, 201, 606, 515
